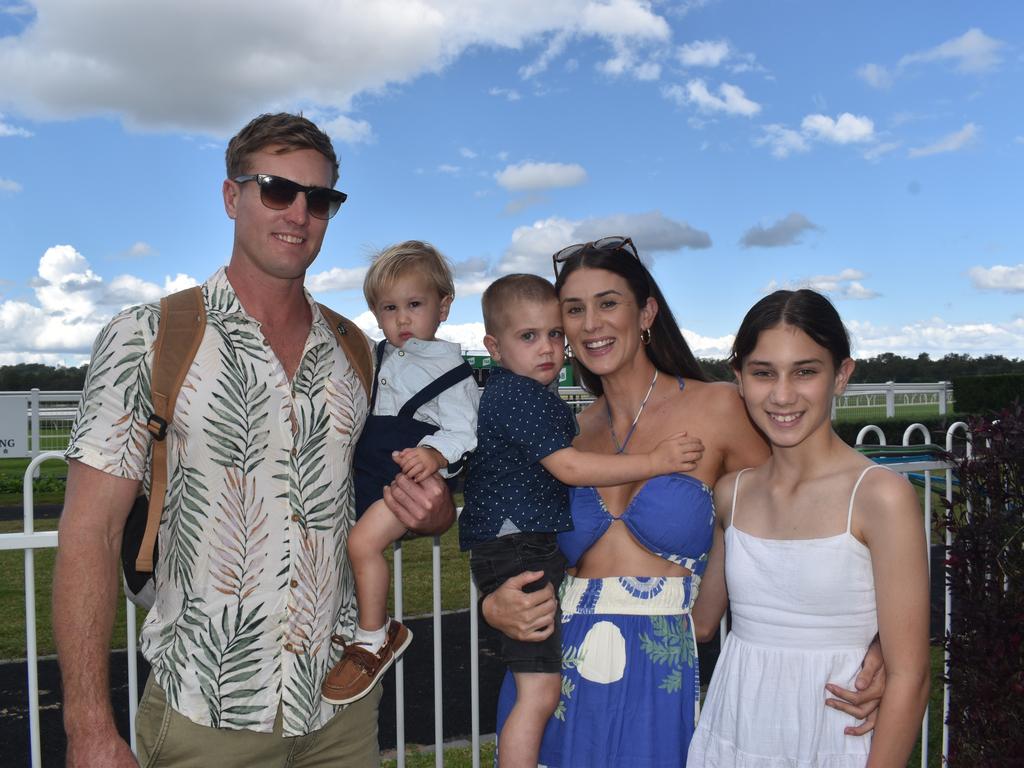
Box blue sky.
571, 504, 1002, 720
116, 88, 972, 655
1, 0, 1022, 366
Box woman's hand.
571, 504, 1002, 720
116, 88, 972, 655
481, 570, 558, 641
825, 637, 887, 735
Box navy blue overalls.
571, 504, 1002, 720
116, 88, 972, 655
353, 340, 475, 518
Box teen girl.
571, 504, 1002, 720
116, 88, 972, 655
689, 289, 930, 767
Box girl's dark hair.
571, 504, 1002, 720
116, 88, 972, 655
730, 289, 851, 370
554, 244, 707, 395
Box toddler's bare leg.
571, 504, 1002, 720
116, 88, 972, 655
499, 671, 560, 768
347, 498, 408, 630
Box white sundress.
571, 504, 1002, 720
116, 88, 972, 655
687, 465, 882, 767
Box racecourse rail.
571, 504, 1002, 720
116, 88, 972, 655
3, 416, 970, 767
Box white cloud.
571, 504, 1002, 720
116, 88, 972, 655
672, 78, 760, 116
0, 113, 33, 137
681, 328, 733, 360
0, 1, 672, 134
489, 87, 522, 101
969, 264, 1024, 293
495, 161, 588, 192
519, 31, 570, 79
765, 269, 880, 300
128, 241, 154, 258
677, 39, 731, 67
801, 113, 874, 144
741, 213, 818, 248
438, 164, 461, 175
459, 147, 477, 159
306, 266, 368, 293
596, 40, 662, 81
899, 28, 1005, 74
863, 141, 901, 162
319, 114, 374, 145
755, 124, 809, 158
495, 211, 711, 275
909, 123, 978, 158
0, 245, 199, 358
0, 177, 23, 193
857, 63, 893, 89
848, 317, 1024, 357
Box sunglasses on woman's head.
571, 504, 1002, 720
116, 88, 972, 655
552, 236, 639, 277
233, 174, 348, 220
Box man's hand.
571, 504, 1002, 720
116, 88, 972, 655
481, 570, 558, 642
382, 464, 455, 536
395, 446, 446, 483
825, 637, 887, 735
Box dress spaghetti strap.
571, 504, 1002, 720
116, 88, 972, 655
729, 468, 752, 528
847, 464, 882, 534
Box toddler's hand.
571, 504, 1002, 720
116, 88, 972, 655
650, 432, 705, 475
395, 446, 446, 482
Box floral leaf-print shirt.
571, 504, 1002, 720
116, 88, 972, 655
66, 267, 369, 735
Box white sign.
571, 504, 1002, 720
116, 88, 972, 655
0, 397, 28, 458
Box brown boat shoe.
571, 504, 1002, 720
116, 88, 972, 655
321, 619, 413, 705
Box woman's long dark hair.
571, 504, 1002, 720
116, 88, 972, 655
554, 245, 707, 395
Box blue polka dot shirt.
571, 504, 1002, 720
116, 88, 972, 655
459, 367, 577, 551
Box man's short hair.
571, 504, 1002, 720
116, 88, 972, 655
363, 240, 456, 308
482, 274, 557, 335
225, 113, 340, 186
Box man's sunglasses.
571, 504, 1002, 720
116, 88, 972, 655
552, 235, 639, 277
233, 174, 347, 220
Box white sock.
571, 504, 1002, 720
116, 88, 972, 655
354, 622, 388, 653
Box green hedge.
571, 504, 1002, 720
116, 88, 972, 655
952, 373, 1024, 415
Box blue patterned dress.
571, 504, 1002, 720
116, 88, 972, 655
496, 475, 715, 767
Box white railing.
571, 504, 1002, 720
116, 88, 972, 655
834, 381, 954, 419
0, 389, 82, 458
4, 423, 973, 767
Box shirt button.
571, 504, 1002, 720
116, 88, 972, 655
290, 579, 298, 588
291, 447, 297, 456
291, 513, 300, 522
284, 642, 293, 652
398, 350, 405, 357
380, 378, 387, 386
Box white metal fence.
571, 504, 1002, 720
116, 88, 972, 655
1, 384, 956, 460
3, 423, 972, 767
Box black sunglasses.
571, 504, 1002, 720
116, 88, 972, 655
552, 235, 639, 277
233, 174, 347, 220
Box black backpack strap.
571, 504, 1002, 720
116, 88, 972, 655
398, 361, 474, 419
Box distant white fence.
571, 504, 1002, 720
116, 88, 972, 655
0, 384, 958, 461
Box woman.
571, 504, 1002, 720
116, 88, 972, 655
482, 237, 886, 766
687, 290, 929, 766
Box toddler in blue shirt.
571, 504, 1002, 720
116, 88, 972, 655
461, 274, 702, 768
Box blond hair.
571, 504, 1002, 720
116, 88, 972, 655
364, 240, 456, 308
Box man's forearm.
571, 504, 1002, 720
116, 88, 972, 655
53, 522, 124, 736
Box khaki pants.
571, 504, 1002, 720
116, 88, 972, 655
135, 675, 381, 767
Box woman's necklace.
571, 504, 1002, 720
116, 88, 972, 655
606, 369, 659, 454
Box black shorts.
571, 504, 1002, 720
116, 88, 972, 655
470, 532, 566, 674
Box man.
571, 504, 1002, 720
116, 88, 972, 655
53, 113, 454, 767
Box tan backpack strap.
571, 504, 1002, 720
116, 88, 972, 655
317, 303, 373, 399
137, 286, 206, 573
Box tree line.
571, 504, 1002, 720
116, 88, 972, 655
4, 353, 1024, 392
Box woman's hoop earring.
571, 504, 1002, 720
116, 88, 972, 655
640, 328, 652, 346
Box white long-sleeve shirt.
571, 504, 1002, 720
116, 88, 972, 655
372, 337, 480, 475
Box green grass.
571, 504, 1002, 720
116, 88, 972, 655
0, 455, 68, 506
383, 740, 495, 768
387, 526, 472, 617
